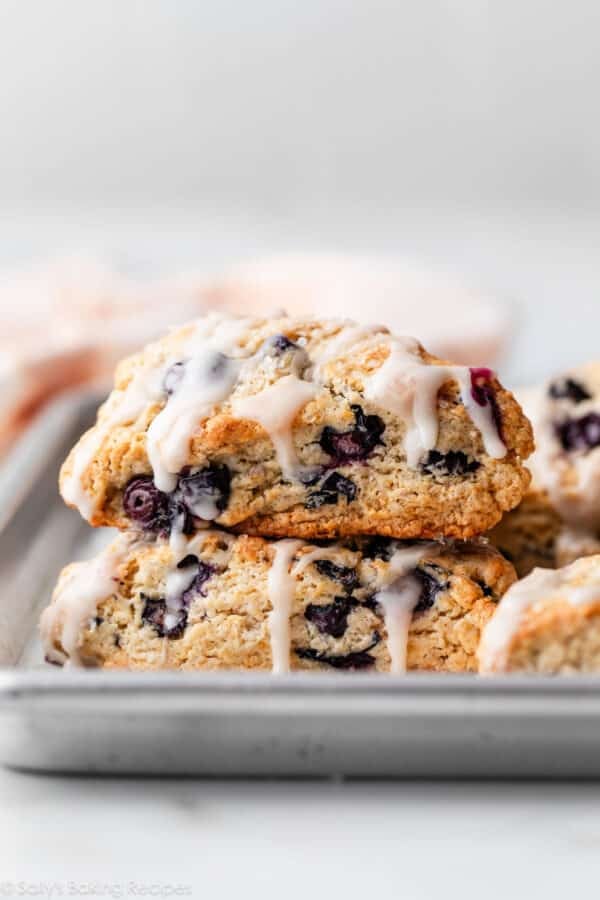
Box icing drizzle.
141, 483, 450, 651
64, 315, 507, 523
478, 557, 600, 673
40, 536, 132, 666
375, 543, 437, 672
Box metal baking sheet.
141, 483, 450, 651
1, 391, 600, 777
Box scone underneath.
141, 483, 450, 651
40, 531, 515, 673
489, 487, 600, 578
479, 555, 600, 673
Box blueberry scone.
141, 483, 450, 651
489, 368, 600, 576
524, 366, 600, 531
479, 555, 600, 674
41, 531, 515, 673
60, 314, 533, 540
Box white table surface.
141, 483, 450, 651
2, 212, 600, 898
2, 770, 600, 898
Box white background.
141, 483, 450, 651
1, 2, 600, 897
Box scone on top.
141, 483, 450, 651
479, 555, 600, 674
488, 365, 600, 577
59, 313, 533, 541
41, 530, 516, 673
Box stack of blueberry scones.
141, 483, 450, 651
40, 313, 536, 673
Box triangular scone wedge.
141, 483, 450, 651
60, 314, 533, 540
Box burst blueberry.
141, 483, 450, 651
177, 463, 231, 518
412, 565, 448, 613
313, 559, 359, 594
305, 597, 356, 637
123, 476, 170, 531
296, 633, 380, 670
319, 405, 385, 465
306, 472, 357, 508
469, 367, 503, 438
140, 596, 186, 640
421, 449, 480, 477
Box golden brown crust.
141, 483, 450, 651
60, 315, 533, 540
504, 598, 600, 673
43, 533, 516, 673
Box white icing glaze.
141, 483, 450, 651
364, 339, 506, 466
40, 536, 131, 666
231, 376, 321, 480
375, 543, 437, 673
62, 365, 164, 519
478, 557, 600, 672
267, 539, 304, 674
311, 323, 386, 378
291, 545, 350, 576
147, 350, 240, 493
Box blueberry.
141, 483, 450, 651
177, 554, 200, 570
306, 472, 357, 508
177, 463, 231, 518
305, 597, 356, 637
320, 405, 385, 465
181, 561, 215, 606
361, 537, 395, 562
469, 368, 503, 438
555, 413, 600, 452
123, 476, 170, 532
412, 565, 449, 614
141, 596, 187, 640
163, 361, 186, 395
313, 559, 359, 594
421, 449, 480, 477
549, 378, 591, 404
167, 497, 195, 536
269, 334, 300, 354
295, 633, 380, 670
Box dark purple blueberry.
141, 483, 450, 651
313, 559, 359, 594
469, 368, 503, 439
93, 616, 104, 627
177, 554, 200, 570
269, 334, 300, 354
421, 449, 480, 477
177, 463, 231, 518
123, 476, 170, 531
362, 594, 381, 614
181, 561, 216, 606
141, 596, 186, 640
114, 634, 122, 648
163, 360, 186, 395
167, 497, 195, 536
305, 597, 356, 637
361, 536, 395, 561
295, 633, 380, 670
320, 405, 385, 465
475, 578, 495, 599
549, 378, 591, 404
413, 565, 449, 614
306, 472, 357, 509
555, 413, 600, 452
